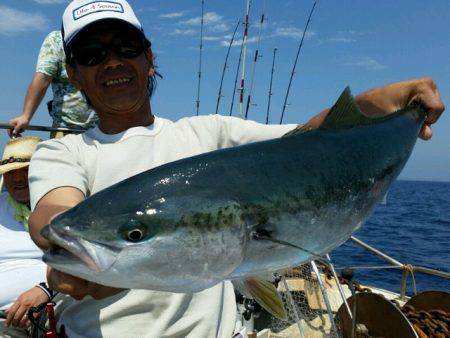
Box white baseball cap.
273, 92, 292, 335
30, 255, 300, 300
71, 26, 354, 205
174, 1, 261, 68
62, 0, 143, 46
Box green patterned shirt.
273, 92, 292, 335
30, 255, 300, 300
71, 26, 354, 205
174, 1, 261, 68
36, 31, 98, 129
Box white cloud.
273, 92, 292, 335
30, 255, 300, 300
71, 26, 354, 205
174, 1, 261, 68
136, 7, 157, 13
343, 56, 388, 70
170, 28, 196, 36
32, 0, 67, 4
203, 36, 222, 41
320, 30, 362, 44
181, 12, 223, 26
336, 30, 365, 36
160, 11, 185, 19
208, 23, 229, 33
273, 27, 316, 39
203, 34, 231, 41
176, 11, 230, 36
0, 6, 48, 34
327, 37, 356, 43
221, 36, 260, 47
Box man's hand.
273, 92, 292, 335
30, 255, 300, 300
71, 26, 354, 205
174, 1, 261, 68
306, 78, 445, 141
47, 267, 124, 300
355, 78, 445, 140
5, 286, 50, 328
8, 115, 30, 137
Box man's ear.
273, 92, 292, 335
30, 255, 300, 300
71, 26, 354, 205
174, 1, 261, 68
66, 63, 82, 90
145, 49, 155, 77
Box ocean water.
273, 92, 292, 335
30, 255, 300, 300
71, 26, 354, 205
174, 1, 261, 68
331, 180, 450, 295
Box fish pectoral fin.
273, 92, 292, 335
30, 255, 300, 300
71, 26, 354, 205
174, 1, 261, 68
243, 277, 287, 320
251, 228, 321, 259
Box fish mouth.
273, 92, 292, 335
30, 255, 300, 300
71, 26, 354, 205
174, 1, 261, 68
41, 224, 118, 273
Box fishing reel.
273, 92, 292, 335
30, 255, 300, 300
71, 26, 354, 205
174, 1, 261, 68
28, 301, 66, 338
235, 291, 262, 321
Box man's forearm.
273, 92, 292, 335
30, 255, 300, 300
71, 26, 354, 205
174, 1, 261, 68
29, 204, 71, 250
21, 73, 52, 119
29, 187, 85, 250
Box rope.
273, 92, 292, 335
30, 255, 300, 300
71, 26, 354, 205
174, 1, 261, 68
403, 264, 418, 296
323, 261, 449, 337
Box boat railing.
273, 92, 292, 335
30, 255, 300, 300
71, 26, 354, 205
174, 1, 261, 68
335, 236, 450, 300
0, 123, 84, 134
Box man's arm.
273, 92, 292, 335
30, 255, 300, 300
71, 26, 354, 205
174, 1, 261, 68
303, 78, 445, 140
29, 187, 84, 250
8, 73, 52, 136
30, 187, 123, 300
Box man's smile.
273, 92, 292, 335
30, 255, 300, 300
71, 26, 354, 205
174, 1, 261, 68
102, 77, 133, 88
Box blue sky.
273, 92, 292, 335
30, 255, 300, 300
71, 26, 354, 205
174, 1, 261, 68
0, 0, 449, 181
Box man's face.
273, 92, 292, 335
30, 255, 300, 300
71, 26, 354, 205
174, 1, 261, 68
67, 22, 153, 116
3, 167, 30, 204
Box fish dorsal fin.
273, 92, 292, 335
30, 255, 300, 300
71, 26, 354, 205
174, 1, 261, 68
283, 86, 371, 137
320, 86, 368, 129
243, 277, 287, 320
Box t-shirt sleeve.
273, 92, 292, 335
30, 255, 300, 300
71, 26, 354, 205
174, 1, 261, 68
214, 115, 298, 148
29, 138, 88, 210
36, 31, 62, 78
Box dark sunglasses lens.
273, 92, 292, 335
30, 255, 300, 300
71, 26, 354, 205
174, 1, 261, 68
73, 44, 106, 66
71, 32, 146, 66
114, 35, 146, 58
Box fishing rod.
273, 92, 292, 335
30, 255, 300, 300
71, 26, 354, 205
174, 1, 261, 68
229, 28, 245, 116
279, 1, 317, 124
215, 19, 241, 115
0, 123, 84, 134
195, 0, 205, 116
238, 0, 251, 118
245, 1, 266, 120
265, 48, 277, 124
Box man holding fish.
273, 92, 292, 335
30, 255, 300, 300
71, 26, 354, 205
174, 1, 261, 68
18, 0, 444, 337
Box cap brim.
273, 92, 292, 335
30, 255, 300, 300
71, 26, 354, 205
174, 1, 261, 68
66, 18, 144, 48
0, 162, 29, 175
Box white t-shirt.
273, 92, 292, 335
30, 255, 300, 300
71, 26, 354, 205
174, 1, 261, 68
0, 192, 47, 310
29, 114, 296, 338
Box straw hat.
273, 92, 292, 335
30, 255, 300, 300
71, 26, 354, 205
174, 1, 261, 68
0, 136, 42, 175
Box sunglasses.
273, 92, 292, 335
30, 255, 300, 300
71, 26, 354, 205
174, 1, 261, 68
70, 32, 149, 67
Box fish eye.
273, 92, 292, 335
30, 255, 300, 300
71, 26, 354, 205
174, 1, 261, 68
127, 229, 144, 242
120, 219, 149, 243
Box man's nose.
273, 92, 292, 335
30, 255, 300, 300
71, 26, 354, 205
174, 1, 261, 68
103, 49, 124, 69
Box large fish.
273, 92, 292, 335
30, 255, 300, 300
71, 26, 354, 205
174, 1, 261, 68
41, 88, 425, 295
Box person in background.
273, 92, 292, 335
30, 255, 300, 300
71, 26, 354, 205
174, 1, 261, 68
8, 30, 98, 138
0, 137, 49, 337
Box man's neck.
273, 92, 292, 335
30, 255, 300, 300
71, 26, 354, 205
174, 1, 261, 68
97, 101, 155, 134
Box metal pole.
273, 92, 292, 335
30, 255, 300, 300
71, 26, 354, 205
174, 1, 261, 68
400, 269, 408, 300
350, 236, 403, 267
279, 1, 317, 124
229, 29, 244, 116
238, 0, 251, 118
0, 123, 84, 134
245, 1, 266, 120
325, 254, 352, 318
339, 264, 450, 279
265, 48, 277, 124
311, 260, 339, 337
413, 266, 450, 279
195, 0, 205, 116
281, 276, 305, 338
215, 20, 240, 115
